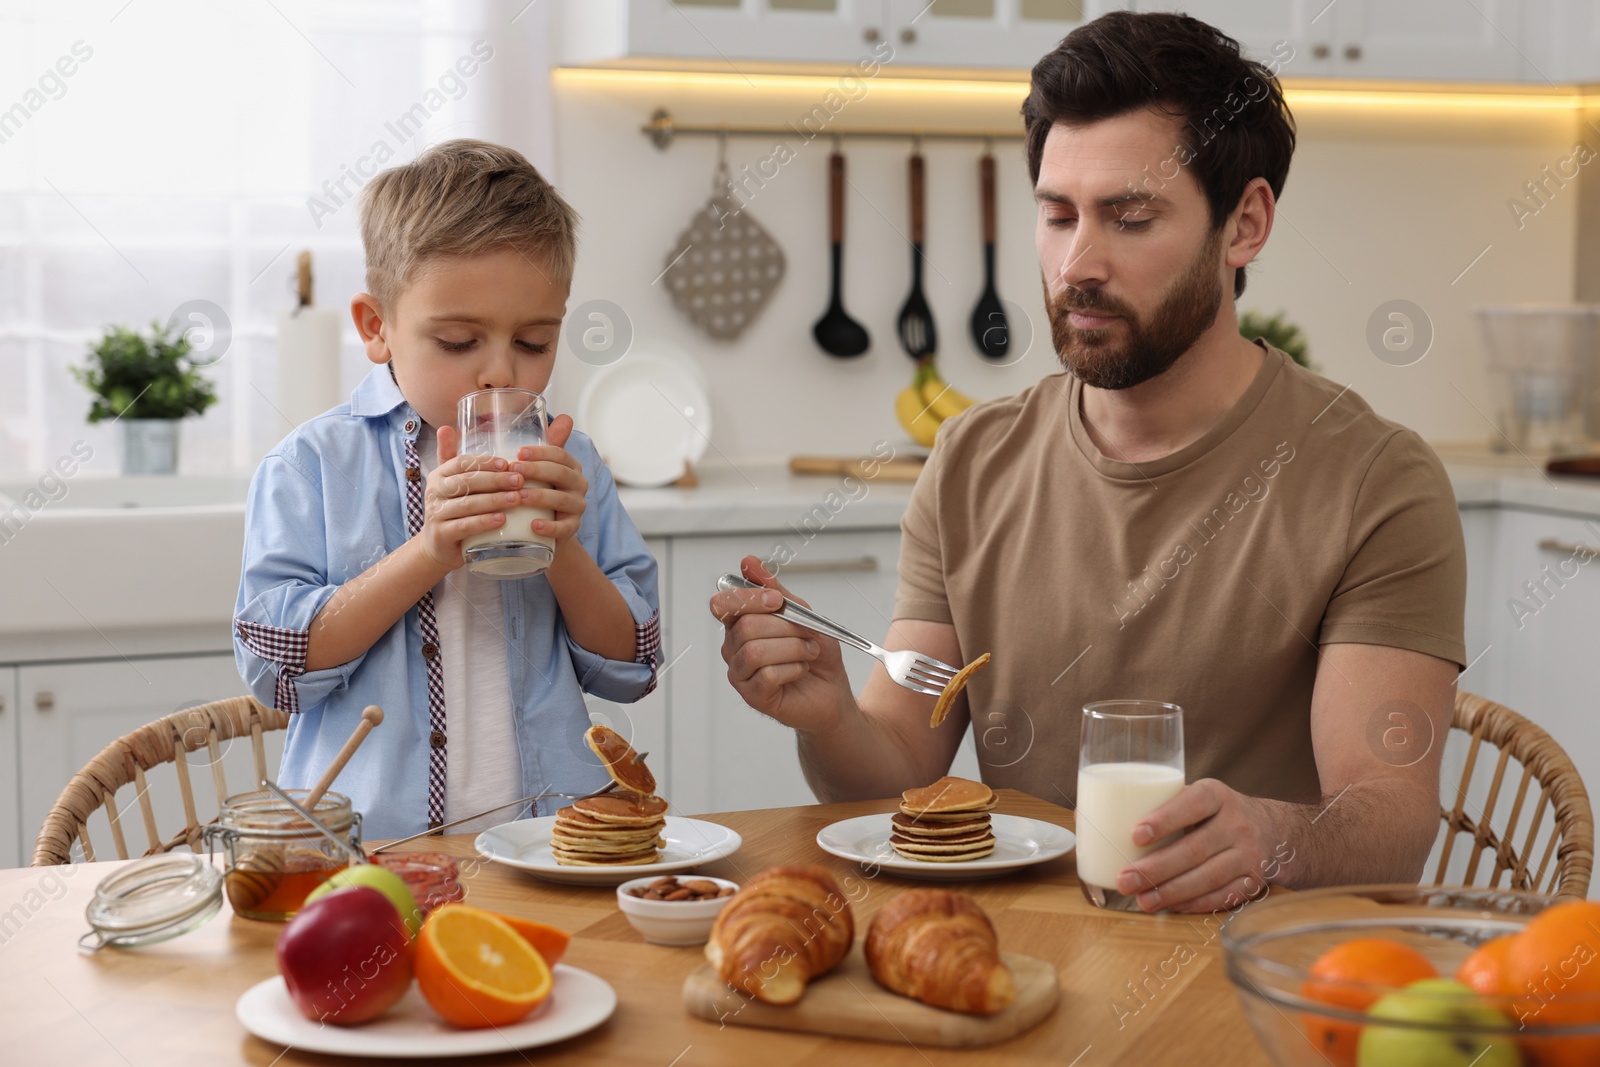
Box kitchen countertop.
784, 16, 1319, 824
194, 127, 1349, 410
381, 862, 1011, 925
5, 451, 1600, 663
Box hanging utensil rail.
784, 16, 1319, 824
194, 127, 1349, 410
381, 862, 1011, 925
642, 108, 1024, 150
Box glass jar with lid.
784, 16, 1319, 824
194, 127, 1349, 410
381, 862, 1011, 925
204, 789, 362, 921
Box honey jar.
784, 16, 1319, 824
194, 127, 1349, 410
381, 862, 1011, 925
204, 789, 362, 921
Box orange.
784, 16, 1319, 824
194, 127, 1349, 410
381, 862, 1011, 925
488, 912, 571, 968
1505, 901, 1600, 1067
416, 904, 554, 1029
1457, 934, 1519, 999
1300, 937, 1438, 1067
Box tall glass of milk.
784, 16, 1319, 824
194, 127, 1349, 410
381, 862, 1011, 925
1075, 700, 1185, 911
457, 388, 556, 579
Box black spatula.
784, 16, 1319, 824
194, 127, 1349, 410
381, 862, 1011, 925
970, 152, 1009, 361
812, 151, 869, 358
897, 150, 937, 361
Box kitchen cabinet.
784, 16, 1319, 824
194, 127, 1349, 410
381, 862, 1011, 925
583, 537, 672, 799
1467, 507, 1600, 824
16, 653, 261, 867
666, 528, 979, 815
1137, 0, 1524, 82
1520, 0, 1600, 84
0, 669, 17, 870
558, 0, 1132, 70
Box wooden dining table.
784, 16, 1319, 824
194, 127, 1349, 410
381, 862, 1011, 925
0, 788, 1276, 1065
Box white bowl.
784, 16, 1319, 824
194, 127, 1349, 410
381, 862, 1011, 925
615, 876, 739, 946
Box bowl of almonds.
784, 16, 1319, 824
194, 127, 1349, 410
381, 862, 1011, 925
615, 875, 739, 946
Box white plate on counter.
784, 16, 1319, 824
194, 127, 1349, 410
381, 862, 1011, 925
815, 813, 1075, 881
576, 348, 711, 488
236, 965, 616, 1057
475, 815, 742, 886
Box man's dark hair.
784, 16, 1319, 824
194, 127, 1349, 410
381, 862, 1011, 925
1022, 11, 1296, 298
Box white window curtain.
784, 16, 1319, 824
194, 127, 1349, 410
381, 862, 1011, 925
0, 0, 553, 479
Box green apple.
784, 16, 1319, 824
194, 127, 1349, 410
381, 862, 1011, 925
303, 864, 421, 938
1357, 977, 1521, 1067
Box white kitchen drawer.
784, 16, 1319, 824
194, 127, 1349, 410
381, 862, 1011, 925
583, 537, 671, 799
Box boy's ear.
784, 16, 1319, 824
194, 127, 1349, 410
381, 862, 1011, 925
351, 293, 391, 365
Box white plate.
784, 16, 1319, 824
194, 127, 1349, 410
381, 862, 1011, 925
815, 813, 1075, 881
236, 965, 616, 1057
475, 815, 742, 886
576, 349, 711, 487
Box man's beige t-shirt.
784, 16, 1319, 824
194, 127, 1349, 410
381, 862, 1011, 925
895, 343, 1467, 806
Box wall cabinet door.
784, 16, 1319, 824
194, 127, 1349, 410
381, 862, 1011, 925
584, 537, 671, 798
1519, 0, 1600, 84
1135, 0, 1332, 76
1334, 0, 1522, 82
563, 0, 895, 67
0, 668, 17, 867
1475, 508, 1600, 818
887, 0, 1131, 69
18, 654, 271, 865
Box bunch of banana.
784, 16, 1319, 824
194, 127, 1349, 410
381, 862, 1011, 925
895, 361, 978, 448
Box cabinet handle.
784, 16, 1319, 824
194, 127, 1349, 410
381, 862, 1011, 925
862, 26, 880, 43
1343, 44, 1362, 61
1538, 538, 1597, 557
900, 27, 916, 44
776, 556, 879, 576
35, 691, 55, 711
1312, 43, 1330, 59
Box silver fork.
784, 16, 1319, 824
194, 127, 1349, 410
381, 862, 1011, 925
716, 573, 959, 696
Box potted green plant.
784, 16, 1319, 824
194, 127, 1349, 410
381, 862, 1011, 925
1238, 309, 1314, 371
72, 320, 218, 475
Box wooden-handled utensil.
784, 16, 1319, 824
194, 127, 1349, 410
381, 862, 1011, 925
970, 152, 1010, 361
303, 704, 383, 811
897, 149, 937, 361
812, 151, 870, 358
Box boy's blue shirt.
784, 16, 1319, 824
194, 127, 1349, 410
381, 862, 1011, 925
233, 363, 662, 839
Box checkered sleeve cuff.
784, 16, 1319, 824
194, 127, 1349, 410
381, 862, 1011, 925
235, 618, 310, 713
634, 611, 663, 696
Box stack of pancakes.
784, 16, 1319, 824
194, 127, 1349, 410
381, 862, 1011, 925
551, 793, 668, 866
890, 776, 998, 863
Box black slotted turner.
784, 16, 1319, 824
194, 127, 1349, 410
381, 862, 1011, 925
897, 149, 937, 361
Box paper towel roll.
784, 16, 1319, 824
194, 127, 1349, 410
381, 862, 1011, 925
276, 307, 343, 431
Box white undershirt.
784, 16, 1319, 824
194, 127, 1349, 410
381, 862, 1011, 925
418, 426, 523, 834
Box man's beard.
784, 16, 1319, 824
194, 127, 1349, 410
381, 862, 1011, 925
1046, 229, 1224, 391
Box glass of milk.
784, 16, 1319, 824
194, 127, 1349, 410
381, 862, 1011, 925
1075, 700, 1185, 911
457, 388, 556, 579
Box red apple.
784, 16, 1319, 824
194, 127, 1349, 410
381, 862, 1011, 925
275, 885, 413, 1025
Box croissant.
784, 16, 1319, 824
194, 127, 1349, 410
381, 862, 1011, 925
865, 888, 1016, 1015
705, 865, 854, 1005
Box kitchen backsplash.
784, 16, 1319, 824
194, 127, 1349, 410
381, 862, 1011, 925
0, 8, 1587, 480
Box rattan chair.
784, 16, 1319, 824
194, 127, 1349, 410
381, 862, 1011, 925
1433, 690, 1594, 900
32, 696, 289, 866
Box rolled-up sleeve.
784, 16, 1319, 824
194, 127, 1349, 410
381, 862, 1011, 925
563, 435, 662, 703
233, 453, 367, 712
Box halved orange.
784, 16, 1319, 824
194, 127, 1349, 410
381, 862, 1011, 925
416, 904, 554, 1028
488, 911, 571, 968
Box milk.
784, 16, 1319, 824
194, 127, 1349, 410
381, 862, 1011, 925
1074, 761, 1186, 889
460, 442, 556, 577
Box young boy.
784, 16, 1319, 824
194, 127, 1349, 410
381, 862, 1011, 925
234, 140, 661, 840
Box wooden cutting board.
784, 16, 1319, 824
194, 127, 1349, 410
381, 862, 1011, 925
789, 455, 927, 482
682, 944, 1059, 1048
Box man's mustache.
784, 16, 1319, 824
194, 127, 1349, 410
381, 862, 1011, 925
1050, 286, 1135, 320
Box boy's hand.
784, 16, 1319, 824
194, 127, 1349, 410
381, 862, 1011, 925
418, 424, 529, 569
514, 413, 588, 545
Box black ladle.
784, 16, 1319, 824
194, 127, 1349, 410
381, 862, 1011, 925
970, 152, 1009, 360
897, 150, 937, 360
812, 151, 869, 358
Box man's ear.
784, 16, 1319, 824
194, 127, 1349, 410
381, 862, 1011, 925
351, 293, 390, 365
1225, 177, 1275, 273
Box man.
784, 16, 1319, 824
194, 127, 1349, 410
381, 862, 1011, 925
710, 11, 1465, 914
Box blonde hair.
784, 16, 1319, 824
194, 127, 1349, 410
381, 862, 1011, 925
359, 139, 578, 307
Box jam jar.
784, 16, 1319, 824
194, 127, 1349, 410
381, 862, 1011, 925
371, 851, 466, 919
204, 789, 362, 921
